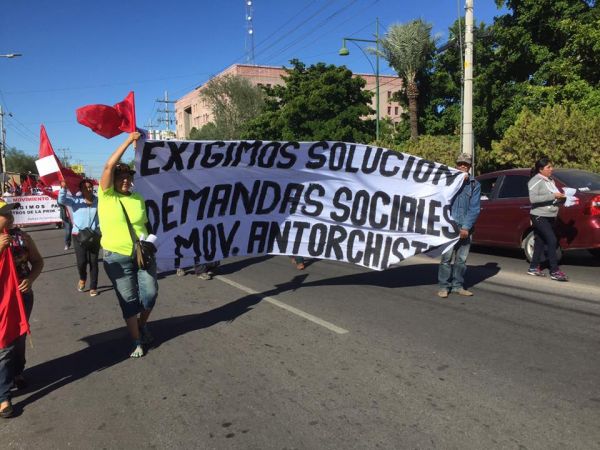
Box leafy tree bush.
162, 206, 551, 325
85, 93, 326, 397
395, 134, 462, 168
191, 74, 265, 140
243, 59, 374, 142
5, 147, 37, 174
485, 104, 600, 172
189, 123, 219, 140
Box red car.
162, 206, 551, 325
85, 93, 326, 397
473, 168, 600, 260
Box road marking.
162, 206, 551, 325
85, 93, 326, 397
216, 275, 349, 335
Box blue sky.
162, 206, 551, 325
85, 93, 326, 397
0, 0, 504, 178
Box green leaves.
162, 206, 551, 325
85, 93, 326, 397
243, 60, 374, 142
190, 74, 266, 140
5, 147, 37, 174
486, 104, 600, 172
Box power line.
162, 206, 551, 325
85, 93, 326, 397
1, 71, 212, 96
260, 0, 361, 65
252, 0, 338, 62
267, 3, 380, 66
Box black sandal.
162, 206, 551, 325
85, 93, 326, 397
0, 401, 14, 418
14, 375, 27, 390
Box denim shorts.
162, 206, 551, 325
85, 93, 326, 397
103, 250, 158, 319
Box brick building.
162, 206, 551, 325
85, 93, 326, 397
175, 64, 403, 139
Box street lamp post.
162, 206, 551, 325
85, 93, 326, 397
339, 18, 380, 141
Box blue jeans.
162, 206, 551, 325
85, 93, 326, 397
438, 237, 471, 291
103, 250, 158, 320
0, 343, 16, 402
63, 220, 72, 246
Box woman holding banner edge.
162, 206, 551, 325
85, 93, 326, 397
99, 131, 158, 358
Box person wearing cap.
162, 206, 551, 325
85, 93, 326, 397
98, 131, 158, 358
0, 200, 44, 417
437, 153, 481, 298
58, 178, 100, 296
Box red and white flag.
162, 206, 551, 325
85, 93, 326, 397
76, 91, 136, 138
35, 125, 82, 196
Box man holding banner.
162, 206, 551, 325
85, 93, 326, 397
437, 153, 481, 298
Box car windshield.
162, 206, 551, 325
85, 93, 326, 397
555, 169, 600, 191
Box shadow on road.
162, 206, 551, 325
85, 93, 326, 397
14, 273, 311, 415
218, 255, 273, 275
472, 245, 600, 267
16, 296, 259, 414
299, 260, 501, 289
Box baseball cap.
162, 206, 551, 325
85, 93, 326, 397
0, 200, 20, 215
456, 153, 472, 165
114, 163, 136, 176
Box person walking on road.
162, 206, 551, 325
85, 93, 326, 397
58, 179, 100, 296
527, 157, 568, 281
0, 200, 44, 418
99, 132, 158, 358
438, 153, 481, 298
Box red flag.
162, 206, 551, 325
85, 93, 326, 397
36, 125, 82, 196
0, 230, 30, 347
76, 91, 136, 138
21, 177, 31, 195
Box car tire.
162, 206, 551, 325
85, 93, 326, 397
589, 249, 600, 258
522, 230, 563, 263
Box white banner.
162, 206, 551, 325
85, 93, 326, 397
5, 195, 62, 225
134, 139, 465, 272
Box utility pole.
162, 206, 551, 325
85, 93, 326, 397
56, 148, 70, 166
156, 91, 176, 135
144, 120, 160, 140
0, 105, 6, 173
245, 0, 255, 64
462, 0, 474, 168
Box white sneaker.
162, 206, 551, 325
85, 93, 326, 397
176, 268, 185, 277
130, 343, 145, 358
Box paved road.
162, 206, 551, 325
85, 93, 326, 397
2, 226, 599, 449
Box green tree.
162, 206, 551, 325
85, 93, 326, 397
484, 104, 600, 172
416, 1, 599, 155
189, 123, 220, 140
243, 59, 374, 142
421, 20, 499, 149
378, 20, 436, 140
397, 134, 462, 168
489, 0, 599, 133
5, 147, 37, 173
194, 74, 265, 140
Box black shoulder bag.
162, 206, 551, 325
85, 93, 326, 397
119, 201, 156, 270
77, 210, 101, 250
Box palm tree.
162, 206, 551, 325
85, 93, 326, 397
378, 20, 435, 140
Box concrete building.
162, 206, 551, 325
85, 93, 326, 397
175, 63, 404, 139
